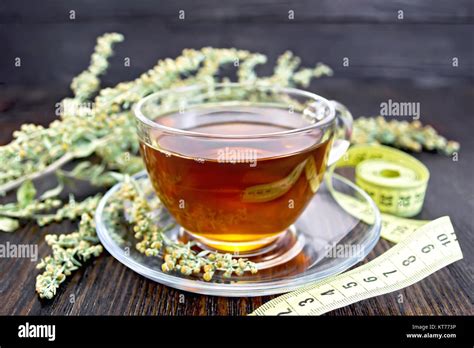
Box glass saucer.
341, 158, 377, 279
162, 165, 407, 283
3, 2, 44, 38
95, 171, 381, 297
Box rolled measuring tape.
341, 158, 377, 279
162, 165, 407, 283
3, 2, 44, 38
334, 144, 430, 218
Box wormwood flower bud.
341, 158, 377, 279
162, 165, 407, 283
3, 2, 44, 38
162, 263, 171, 272
238, 259, 247, 269
203, 272, 214, 281
180, 266, 192, 276
145, 249, 157, 257
151, 241, 162, 249
203, 264, 214, 273
166, 260, 175, 270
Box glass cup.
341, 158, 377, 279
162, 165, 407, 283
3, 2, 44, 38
134, 84, 352, 253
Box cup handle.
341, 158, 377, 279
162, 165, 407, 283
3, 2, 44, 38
327, 100, 353, 166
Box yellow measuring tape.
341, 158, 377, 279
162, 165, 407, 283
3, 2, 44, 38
251, 145, 462, 315
329, 144, 430, 243
251, 216, 462, 315
330, 190, 427, 244
336, 144, 430, 218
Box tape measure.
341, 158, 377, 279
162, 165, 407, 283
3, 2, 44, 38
242, 158, 309, 203
334, 144, 429, 217
251, 216, 462, 316
329, 190, 428, 244
242, 156, 322, 203
324, 144, 430, 242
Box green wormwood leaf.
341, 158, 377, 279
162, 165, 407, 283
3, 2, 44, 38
0, 217, 20, 232
16, 180, 36, 207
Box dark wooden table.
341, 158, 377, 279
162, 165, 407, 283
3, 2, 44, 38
1, 0, 473, 316
0, 80, 472, 316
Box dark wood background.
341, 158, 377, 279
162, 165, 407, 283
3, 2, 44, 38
0, 0, 473, 316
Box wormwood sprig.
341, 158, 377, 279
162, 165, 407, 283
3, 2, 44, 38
111, 177, 258, 281
36, 212, 103, 299
352, 116, 460, 155
36, 194, 102, 227
0, 174, 104, 232
0, 180, 62, 232
70, 33, 124, 101
0, 33, 126, 194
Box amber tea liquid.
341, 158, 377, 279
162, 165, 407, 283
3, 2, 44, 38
139, 106, 333, 252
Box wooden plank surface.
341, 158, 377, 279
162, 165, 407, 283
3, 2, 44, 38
0, 79, 472, 316
2, 0, 473, 22
1, 0, 473, 85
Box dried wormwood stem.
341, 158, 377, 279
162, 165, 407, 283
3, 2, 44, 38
113, 177, 258, 281
352, 116, 460, 155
